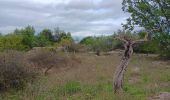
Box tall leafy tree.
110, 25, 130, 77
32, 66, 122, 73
13, 26, 35, 49
34, 34, 51, 47
22, 26, 35, 48
53, 27, 73, 42
39, 29, 53, 42
122, 0, 170, 57
122, 0, 170, 32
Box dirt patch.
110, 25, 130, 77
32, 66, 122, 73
128, 77, 142, 84
150, 92, 170, 100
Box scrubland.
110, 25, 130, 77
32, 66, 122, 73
0, 50, 169, 100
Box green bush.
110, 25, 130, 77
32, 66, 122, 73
80, 36, 121, 52
133, 41, 159, 54
154, 33, 170, 58
0, 35, 28, 51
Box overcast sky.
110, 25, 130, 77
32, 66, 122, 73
0, 0, 129, 37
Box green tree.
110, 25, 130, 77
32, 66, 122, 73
39, 29, 53, 42
53, 27, 73, 42
122, 0, 170, 57
13, 26, 36, 49
0, 34, 27, 51
22, 26, 35, 49
80, 36, 94, 45
122, 0, 170, 32
34, 34, 51, 47
80, 36, 118, 52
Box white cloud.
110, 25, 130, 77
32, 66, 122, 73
0, 0, 129, 37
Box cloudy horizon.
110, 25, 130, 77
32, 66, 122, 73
0, 0, 129, 37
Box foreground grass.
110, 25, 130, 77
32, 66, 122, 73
0, 52, 170, 100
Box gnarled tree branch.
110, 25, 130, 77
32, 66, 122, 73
113, 33, 148, 93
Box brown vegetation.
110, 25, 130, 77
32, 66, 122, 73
0, 50, 38, 91
26, 48, 81, 75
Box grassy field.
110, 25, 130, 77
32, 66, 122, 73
0, 51, 170, 100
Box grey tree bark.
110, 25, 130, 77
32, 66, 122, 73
113, 40, 133, 93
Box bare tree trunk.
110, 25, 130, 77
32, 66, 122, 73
113, 58, 130, 93
44, 66, 54, 76
113, 41, 133, 93
113, 32, 148, 93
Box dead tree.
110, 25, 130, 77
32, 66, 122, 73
113, 34, 148, 93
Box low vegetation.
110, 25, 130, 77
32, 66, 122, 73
0, 0, 169, 99
0, 26, 169, 99
26, 48, 81, 75
0, 50, 38, 91
0, 52, 169, 100
0, 27, 169, 99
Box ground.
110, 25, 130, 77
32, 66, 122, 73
0, 51, 170, 100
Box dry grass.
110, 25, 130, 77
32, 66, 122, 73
26, 49, 81, 75
0, 51, 170, 100
0, 50, 38, 92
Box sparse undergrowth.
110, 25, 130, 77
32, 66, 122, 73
26, 48, 81, 75
0, 52, 169, 100
0, 50, 38, 92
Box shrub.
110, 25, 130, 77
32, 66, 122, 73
26, 48, 81, 75
26, 49, 68, 75
80, 35, 125, 52
0, 35, 28, 51
0, 50, 38, 91
154, 33, 170, 58
67, 43, 87, 53
133, 41, 159, 54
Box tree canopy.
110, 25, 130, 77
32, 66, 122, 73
122, 0, 170, 32
122, 0, 170, 57
0, 26, 74, 51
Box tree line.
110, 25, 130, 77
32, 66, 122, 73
0, 26, 170, 58
0, 26, 73, 51
0, 26, 169, 58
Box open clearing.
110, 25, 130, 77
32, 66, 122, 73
1, 52, 170, 100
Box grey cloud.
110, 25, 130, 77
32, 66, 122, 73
65, 0, 95, 10
0, 0, 129, 37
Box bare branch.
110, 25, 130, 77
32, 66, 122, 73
132, 32, 149, 44
115, 37, 127, 43
114, 35, 129, 43
132, 39, 147, 44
